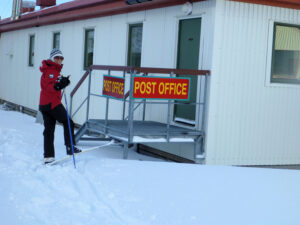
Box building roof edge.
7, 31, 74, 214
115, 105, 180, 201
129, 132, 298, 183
0, 0, 203, 33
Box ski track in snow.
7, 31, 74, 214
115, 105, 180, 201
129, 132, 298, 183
1, 106, 300, 225
0, 108, 162, 225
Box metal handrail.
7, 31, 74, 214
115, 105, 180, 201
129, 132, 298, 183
90, 65, 210, 75
70, 65, 210, 144
71, 70, 89, 97
70, 65, 210, 97
70, 64, 210, 162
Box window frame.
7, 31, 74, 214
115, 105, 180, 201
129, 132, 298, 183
28, 34, 35, 67
270, 22, 300, 85
53, 32, 60, 50
83, 29, 95, 70
127, 23, 143, 67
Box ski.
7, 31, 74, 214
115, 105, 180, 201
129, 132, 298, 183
47, 140, 115, 166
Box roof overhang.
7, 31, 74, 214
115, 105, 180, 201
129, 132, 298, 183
1, 0, 299, 34
230, 0, 300, 10
0, 0, 204, 33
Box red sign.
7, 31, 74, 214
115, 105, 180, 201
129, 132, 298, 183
132, 76, 190, 100
102, 75, 125, 99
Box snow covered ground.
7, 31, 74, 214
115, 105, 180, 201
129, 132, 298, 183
1, 104, 300, 225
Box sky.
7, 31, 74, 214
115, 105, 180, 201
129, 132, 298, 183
0, 0, 72, 19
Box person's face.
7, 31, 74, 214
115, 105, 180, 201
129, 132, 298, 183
54, 56, 64, 65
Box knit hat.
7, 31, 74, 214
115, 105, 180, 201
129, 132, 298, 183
50, 49, 64, 61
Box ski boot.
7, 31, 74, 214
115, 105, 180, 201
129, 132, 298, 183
66, 146, 82, 155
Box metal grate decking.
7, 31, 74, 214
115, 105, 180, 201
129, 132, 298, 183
75, 119, 204, 160
80, 119, 202, 141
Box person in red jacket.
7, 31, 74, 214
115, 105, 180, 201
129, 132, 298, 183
39, 49, 81, 164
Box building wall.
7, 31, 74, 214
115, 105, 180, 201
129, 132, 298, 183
0, 1, 215, 161
206, 0, 300, 165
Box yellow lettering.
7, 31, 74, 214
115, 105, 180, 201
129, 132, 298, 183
140, 82, 146, 94
177, 83, 182, 95
119, 83, 124, 95
134, 81, 140, 94
182, 83, 187, 96
104, 80, 112, 92
112, 82, 116, 93
159, 83, 164, 95
103, 80, 107, 91
170, 83, 175, 95
152, 82, 157, 94
146, 82, 152, 94
164, 82, 169, 95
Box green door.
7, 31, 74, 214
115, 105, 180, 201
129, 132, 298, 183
174, 18, 201, 124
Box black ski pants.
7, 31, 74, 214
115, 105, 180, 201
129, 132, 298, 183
41, 104, 75, 158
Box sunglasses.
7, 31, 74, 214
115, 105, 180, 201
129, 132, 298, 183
54, 56, 64, 60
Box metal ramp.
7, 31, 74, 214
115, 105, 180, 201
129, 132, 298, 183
70, 65, 209, 163
75, 119, 204, 159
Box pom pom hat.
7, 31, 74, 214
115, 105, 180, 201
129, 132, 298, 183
50, 49, 64, 61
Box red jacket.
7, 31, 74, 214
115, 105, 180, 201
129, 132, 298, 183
39, 60, 63, 110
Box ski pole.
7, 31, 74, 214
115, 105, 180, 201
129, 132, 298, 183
63, 90, 76, 169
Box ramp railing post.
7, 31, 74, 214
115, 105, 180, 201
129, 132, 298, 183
201, 73, 208, 132
166, 72, 174, 142
104, 69, 111, 134
70, 94, 73, 118
86, 69, 92, 122
142, 73, 148, 121
128, 70, 135, 144
122, 70, 126, 120
194, 72, 209, 161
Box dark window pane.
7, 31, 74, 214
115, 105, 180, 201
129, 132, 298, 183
127, 24, 143, 67
84, 29, 94, 70
271, 24, 300, 84
29, 35, 35, 67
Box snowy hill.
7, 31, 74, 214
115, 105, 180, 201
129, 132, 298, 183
0, 105, 300, 225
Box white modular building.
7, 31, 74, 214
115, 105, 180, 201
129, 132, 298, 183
1, 0, 300, 165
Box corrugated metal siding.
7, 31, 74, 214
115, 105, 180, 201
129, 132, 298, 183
0, 1, 215, 161
134, 0, 216, 160
0, 29, 40, 110
206, 0, 300, 165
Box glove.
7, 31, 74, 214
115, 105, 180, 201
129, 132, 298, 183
54, 75, 70, 90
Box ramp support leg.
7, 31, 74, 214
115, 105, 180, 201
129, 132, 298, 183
194, 135, 205, 164
123, 143, 129, 159
75, 122, 88, 144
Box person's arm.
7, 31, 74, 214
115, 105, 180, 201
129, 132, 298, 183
54, 75, 70, 90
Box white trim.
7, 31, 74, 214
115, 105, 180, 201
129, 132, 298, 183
174, 117, 196, 125
175, 12, 206, 21
51, 30, 61, 35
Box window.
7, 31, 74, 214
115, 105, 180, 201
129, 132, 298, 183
28, 35, 35, 67
127, 24, 143, 67
84, 29, 94, 70
271, 23, 300, 84
53, 32, 60, 49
